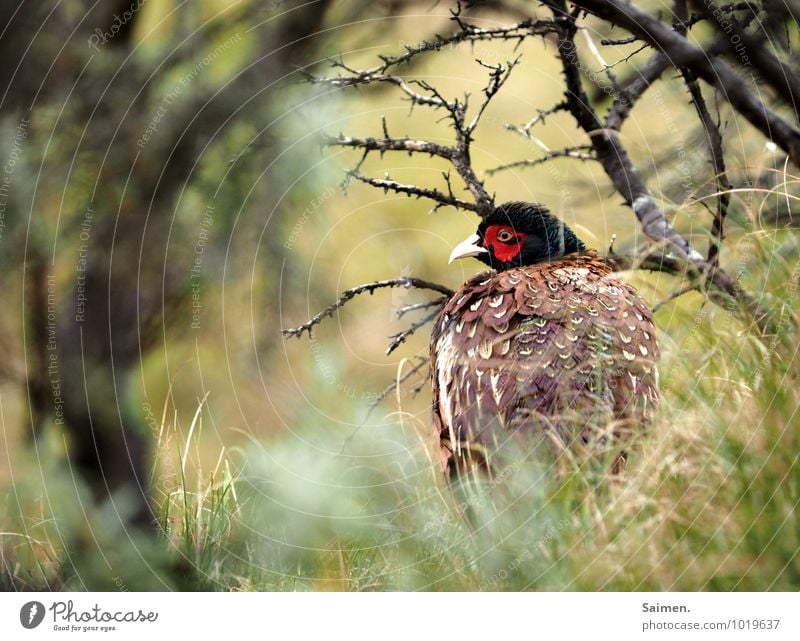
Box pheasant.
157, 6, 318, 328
431, 201, 659, 477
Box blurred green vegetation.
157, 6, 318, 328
1, 0, 798, 590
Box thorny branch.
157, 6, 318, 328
603, 3, 761, 129
487, 146, 596, 175
516, 102, 569, 133
282, 277, 453, 339
397, 298, 449, 319
692, 0, 800, 108
366, 356, 431, 418
567, 0, 800, 166
312, 6, 536, 217
309, 7, 557, 83
536, 0, 707, 263
345, 171, 482, 214
387, 309, 443, 355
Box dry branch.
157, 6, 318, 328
541, 1, 707, 264
312, 7, 539, 217
387, 309, 442, 355
674, 0, 733, 268
487, 146, 596, 175
567, 0, 800, 166
309, 9, 557, 83
282, 277, 453, 339
366, 356, 431, 418
692, 0, 800, 108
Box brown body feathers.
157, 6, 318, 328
431, 250, 659, 475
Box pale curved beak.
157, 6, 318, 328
448, 233, 488, 264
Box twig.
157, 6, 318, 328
282, 277, 453, 339
580, 28, 625, 94
311, 9, 557, 84
366, 356, 430, 418
468, 57, 521, 133
517, 102, 569, 133
386, 308, 442, 355
653, 283, 700, 313
347, 171, 482, 214
322, 133, 454, 161
396, 297, 448, 319
487, 146, 595, 175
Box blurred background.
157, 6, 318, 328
0, 0, 798, 590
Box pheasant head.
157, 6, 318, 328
449, 201, 586, 270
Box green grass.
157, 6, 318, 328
2, 228, 799, 591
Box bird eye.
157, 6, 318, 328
497, 230, 514, 242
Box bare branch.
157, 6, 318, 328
692, 0, 800, 109
486, 146, 595, 175
348, 171, 483, 214
386, 308, 442, 355
366, 356, 430, 418
282, 278, 453, 339
683, 2, 761, 29
674, 0, 732, 268
605, 2, 761, 131
601, 35, 640, 46
323, 133, 454, 161
396, 297, 449, 319
320, 61, 501, 215
311, 14, 557, 84
467, 57, 521, 133
600, 1, 756, 42
310, 71, 452, 109
309, 7, 557, 217
516, 101, 569, 133
322, 129, 489, 213
542, 1, 707, 264
605, 50, 679, 132
567, 0, 800, 166
580, 28, 626, 94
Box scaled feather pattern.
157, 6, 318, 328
431, 248, 659, 475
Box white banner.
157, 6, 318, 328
1, 592, 798, 640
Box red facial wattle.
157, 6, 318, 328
483, 224, 527, 263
